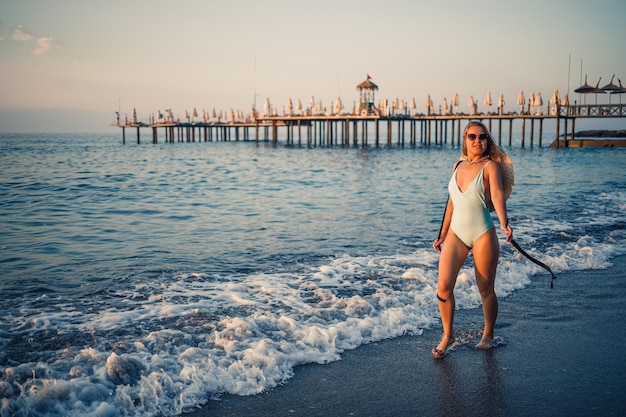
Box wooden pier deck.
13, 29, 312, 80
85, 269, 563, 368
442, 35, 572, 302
115, 103, 626, 148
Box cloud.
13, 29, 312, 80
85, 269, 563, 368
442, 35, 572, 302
8, 24, 61, 55
12, 25, 35, 41
33, 37, 60, 55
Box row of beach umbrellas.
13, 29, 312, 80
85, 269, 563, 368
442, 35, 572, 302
271, 96, 346, 116
151, 90, 549, 123
145, 75, 623, 123
574, 74, 625, 104
426, 91, 545, 115
153, 107, 252, 123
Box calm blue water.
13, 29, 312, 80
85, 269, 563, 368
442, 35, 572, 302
1, 132, 625, 417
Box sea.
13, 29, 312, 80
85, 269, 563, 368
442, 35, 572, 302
1, 130, 625, 417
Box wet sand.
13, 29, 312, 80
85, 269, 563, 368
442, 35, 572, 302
182, 255, 626, 417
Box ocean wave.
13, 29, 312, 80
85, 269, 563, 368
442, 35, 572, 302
2, 216, 624, 416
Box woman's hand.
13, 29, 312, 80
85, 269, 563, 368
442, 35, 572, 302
501, 224, 513, 243
433, 236, 444, 253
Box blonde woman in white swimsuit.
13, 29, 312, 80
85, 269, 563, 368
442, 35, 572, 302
432, 121, 513, 359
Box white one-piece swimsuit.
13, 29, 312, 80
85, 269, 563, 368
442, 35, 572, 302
448, 162, 494, 248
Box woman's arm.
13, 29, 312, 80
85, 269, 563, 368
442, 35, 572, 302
433, 198, 454, 252
486, 162, 513, 242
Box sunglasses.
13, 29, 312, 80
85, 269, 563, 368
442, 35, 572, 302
467, 133, 489, 141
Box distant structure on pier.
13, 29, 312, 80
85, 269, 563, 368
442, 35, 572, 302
357, 75, 378, 116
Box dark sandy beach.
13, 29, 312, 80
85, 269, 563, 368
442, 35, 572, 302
182, 255, 626, 417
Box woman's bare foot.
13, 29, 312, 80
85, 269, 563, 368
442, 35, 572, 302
432, 335, 455, 359
476, 336, 494, 350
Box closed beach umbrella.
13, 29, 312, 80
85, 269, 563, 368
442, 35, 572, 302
264, 98, 270, 115
334, 96, 343, 114
425, 95, 433, 115
468, 95, 474, 109
296, 99, 303, 112
534, 92, 543, 113
484, 91, 492, 107
498, 94, 505, 114
517, 91, 525, 113
210, 108, 217, 119
562, 93, 570, 106
442, 97, 448, 115
286, 98, 293, 116
549, 89, 560, 105
549, 89, 560, 115
409, 97, 416, 110
452, 93, 459, 110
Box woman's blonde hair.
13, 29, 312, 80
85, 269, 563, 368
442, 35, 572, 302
462, 121, 502, 162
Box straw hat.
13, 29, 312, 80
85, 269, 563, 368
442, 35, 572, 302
459, 145, 514, 209
494, 146, 514, 201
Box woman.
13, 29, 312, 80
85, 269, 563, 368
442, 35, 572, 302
432, 121, 513, 359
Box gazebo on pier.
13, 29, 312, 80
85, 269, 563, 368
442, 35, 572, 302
357, 75, 379, 115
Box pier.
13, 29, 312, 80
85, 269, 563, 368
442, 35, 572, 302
115, 103, 626, 148
115, 75, 626, 148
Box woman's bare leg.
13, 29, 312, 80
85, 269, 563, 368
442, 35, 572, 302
472, 228, 500, 349
434, 232, 468, 357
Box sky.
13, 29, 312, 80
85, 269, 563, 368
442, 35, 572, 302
1, 0, 625, 133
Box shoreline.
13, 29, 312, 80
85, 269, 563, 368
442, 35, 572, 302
182, 255, 626, 417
